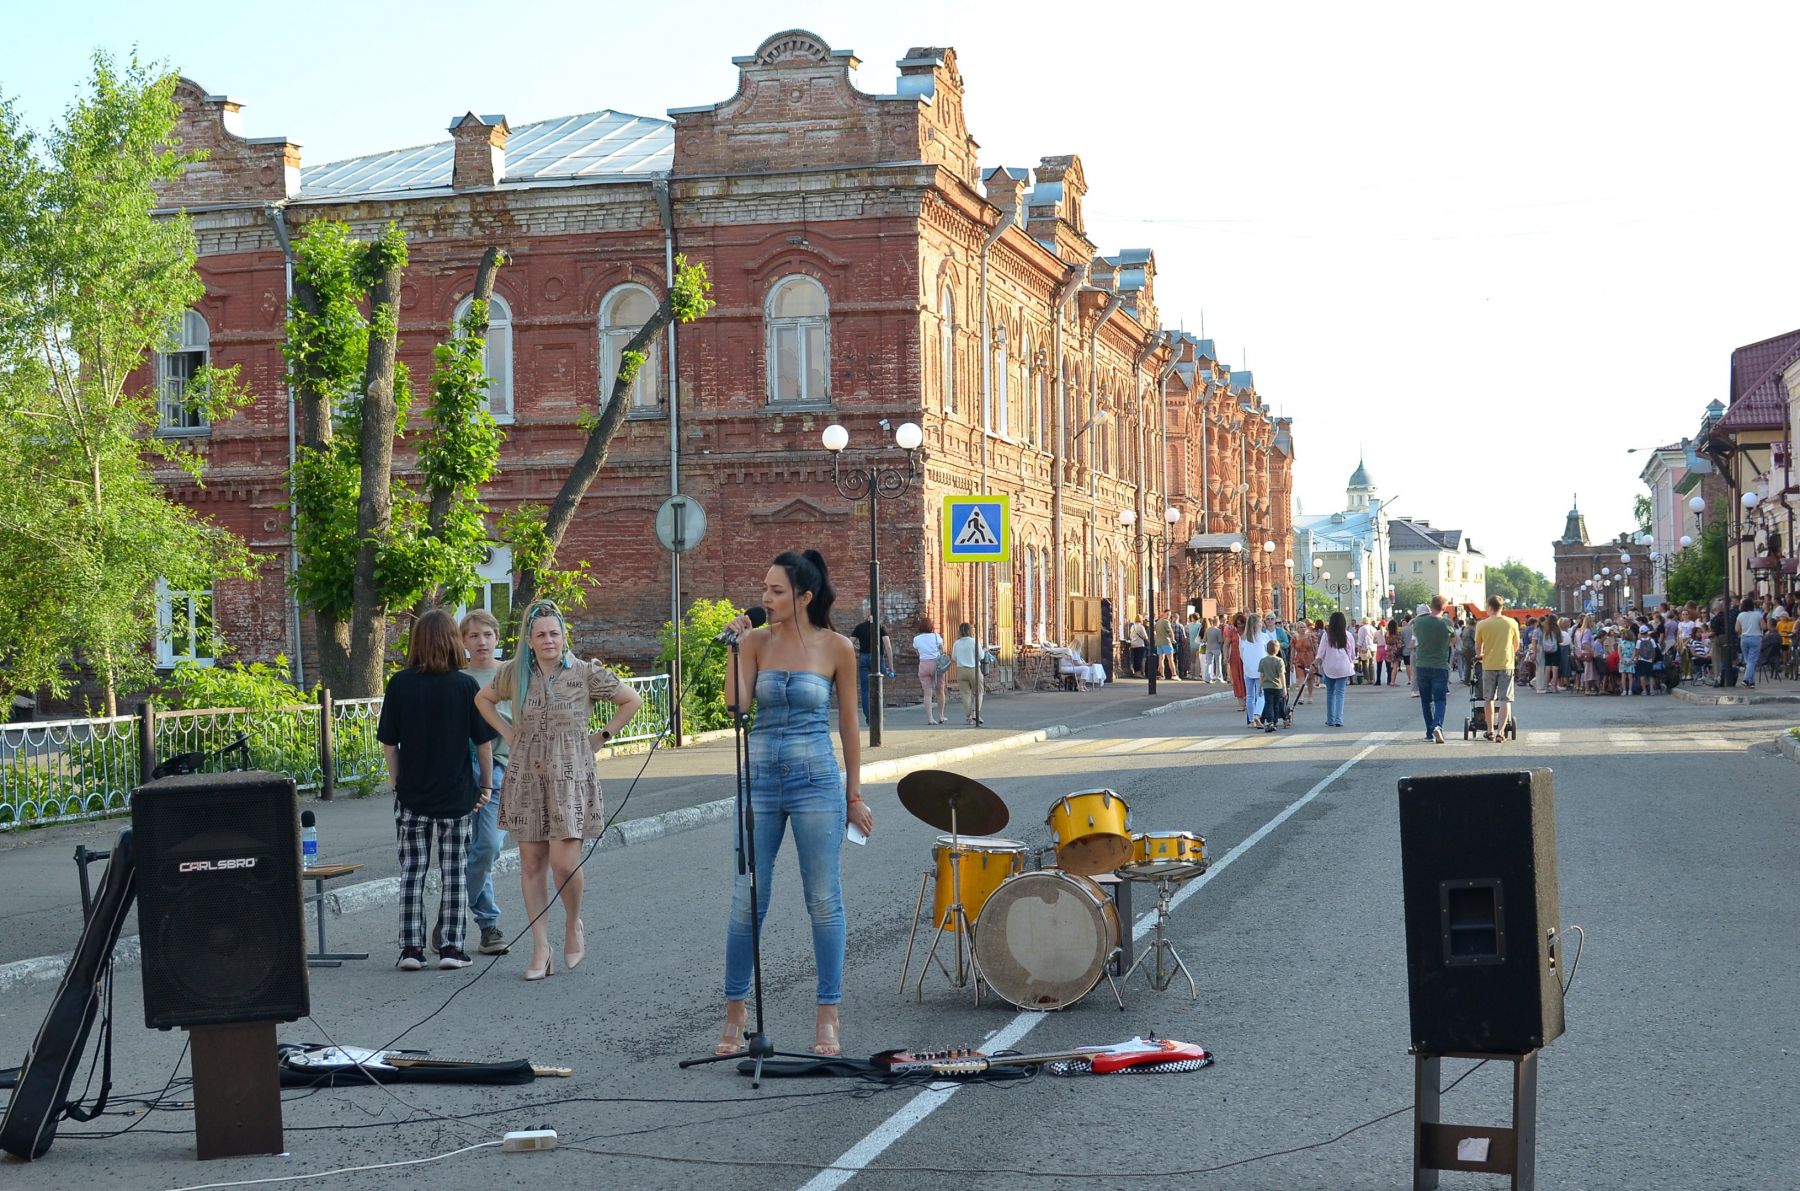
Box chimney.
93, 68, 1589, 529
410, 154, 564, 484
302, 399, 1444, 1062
449, 112, 509, 190
981, 166, 1029, 227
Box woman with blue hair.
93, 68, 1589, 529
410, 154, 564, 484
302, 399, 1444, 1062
478, 601, 641, 980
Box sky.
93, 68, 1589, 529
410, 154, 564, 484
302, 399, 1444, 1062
6, 0, 1796, 575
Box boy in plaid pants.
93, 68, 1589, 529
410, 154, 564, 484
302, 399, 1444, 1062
378, 610, 498, 970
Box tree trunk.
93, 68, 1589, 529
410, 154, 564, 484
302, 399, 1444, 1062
347, 260, 404, 698
290, 271, 346, 691
313, 611, 353, 694
512, 301, 676, 615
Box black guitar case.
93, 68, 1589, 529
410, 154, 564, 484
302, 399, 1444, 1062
0, 828, 136, 1160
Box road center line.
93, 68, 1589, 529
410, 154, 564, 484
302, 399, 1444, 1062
797, 732, 1392, 1191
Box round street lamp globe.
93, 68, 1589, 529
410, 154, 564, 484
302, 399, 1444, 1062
1229, 541, 1243, 555
1321, 571, 1331, 581
1689, 495, 1706, 513
894, 422, 923, 451
1742, 491, 1760, 510
1284, 558, 1294, 569
1165, 507, 1182, 525
1119, 508, 1137, 527
1263, 540, 1276, 553
1602, 567, 1611, 576
1679, 534, 1693, 547
821, 424, 849, 452
1620, 553, 1631, 563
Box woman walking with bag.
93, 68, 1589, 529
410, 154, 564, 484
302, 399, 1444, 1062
912, 617, 949, 724
477, 601, 642, 981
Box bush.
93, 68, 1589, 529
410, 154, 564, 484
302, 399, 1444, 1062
658, 598, 742, 733
165, 655, 313, 709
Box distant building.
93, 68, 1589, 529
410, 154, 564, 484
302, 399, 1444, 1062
1551, 498, 1642, 617
1293, 459, 1388, 620
1387, 518, 1486, 610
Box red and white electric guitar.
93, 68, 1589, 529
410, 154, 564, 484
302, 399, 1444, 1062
879, 1035, 1208, 1077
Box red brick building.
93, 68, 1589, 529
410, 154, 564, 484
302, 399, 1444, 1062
148, 30, 1296, 691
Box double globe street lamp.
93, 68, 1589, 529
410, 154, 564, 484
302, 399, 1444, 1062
1120, 506, 1182, 695
822, 419, 922, 748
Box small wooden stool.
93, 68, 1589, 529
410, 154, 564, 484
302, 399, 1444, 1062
301, 863, 368, 967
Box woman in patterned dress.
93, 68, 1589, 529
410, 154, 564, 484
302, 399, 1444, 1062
477, 601, 641, 981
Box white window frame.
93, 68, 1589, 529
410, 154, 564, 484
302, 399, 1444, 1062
1023, 548, 1037, 643
764, 275, 830, 405
452, 544, 515, 650
600, 283, 663, 415
155, 579, 216, 668
156, 310, 210, 435
994, 325, 1011, 438
940, 288, 957, 416
452, 293, 514, 423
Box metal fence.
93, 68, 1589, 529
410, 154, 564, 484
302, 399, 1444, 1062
0, 673, 672, 832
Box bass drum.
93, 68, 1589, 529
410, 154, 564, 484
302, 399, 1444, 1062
973, 870, 1120, 1011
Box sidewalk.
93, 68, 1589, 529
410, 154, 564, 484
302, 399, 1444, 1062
0, 674, 1236, 981
1671, 677, 1800, 706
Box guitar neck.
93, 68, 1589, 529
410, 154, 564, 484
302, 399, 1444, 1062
386, 1057, 572, 1078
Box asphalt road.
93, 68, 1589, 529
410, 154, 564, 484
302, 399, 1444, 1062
2, 684, 1795, 1189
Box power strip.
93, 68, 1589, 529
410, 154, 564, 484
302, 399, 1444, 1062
502, 1129, 559, 1153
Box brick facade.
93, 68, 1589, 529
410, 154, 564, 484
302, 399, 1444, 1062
146, 31, 1295, 695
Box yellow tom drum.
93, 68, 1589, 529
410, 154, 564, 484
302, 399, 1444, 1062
1117, 831, 1209, 881
1045, 789, 1132, 876
932, 836, 1028, 931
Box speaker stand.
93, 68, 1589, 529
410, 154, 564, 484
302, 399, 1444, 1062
1411, 1049, 1538, 1190
189, 1022, 283, 1160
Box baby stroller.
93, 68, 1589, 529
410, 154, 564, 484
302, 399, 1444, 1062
1462, 661, 1519, 740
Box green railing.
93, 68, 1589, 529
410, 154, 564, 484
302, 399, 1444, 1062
0, 674, 671, 831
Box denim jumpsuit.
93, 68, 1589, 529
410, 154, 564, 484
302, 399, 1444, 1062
724, 670, 847, 1005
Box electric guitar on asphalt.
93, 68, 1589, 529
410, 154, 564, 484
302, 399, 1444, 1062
878, 1035, 1209, 1077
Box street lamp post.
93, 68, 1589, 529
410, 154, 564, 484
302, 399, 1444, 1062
1121, 506, 1182, 695
822, 420, 922, 748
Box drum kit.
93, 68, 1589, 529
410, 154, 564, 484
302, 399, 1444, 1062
897, 770, 1209, 1012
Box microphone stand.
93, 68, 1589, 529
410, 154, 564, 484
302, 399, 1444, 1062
678, 631, 814, 1088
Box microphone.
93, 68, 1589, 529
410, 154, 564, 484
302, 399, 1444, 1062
715, 607, 766, 645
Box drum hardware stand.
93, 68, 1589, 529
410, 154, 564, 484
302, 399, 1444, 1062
679, 634, 816, 1089
1122, 876, 1197, 999
898, 799, 982, 1004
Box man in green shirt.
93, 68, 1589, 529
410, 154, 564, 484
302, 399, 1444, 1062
1474, 595, 1521, 742
1411, 595, 1454, 744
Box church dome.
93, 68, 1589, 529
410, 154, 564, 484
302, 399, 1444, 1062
1347, 458, 1373, 490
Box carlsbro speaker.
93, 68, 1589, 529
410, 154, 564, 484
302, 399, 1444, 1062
1397, 768, 1564, 1054
132, 771, 309, 1029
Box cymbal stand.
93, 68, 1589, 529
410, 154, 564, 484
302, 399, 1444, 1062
902, 796, 982, 1004
1123, 876, 1198, 998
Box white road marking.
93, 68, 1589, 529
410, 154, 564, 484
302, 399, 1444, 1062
1095, 736, 1179, 755
1178, 737, 1234, 753
1527, 731, 1563, 745
797, 733, 1391, 1191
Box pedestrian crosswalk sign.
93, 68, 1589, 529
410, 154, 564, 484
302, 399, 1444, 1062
943, 495, 1010, 563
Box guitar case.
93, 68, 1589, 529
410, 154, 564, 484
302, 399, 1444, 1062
0, 828, 136, 1160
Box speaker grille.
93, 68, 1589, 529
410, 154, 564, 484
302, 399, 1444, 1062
133, 771, 309, 1029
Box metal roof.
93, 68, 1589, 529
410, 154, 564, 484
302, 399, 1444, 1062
298, 109, 672, 200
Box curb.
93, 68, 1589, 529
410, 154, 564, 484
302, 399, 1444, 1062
1671, 685, 1800, 707
1777, 731, 1800, 766
0, 723, 1087, 995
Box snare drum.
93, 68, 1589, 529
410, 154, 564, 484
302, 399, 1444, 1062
1117, 831, 1209, 881
972, 870, 1122, 1011
932, 836, 1027, 931
1045, 789, 1132, 876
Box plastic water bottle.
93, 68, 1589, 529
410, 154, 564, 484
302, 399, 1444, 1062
300, 809, 319, 869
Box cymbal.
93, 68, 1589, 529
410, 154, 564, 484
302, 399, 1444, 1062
896, 769, 1010, 837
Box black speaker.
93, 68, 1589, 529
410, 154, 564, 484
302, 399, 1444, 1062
1397, 768, 1564, 1054
132, 770, 310, 1029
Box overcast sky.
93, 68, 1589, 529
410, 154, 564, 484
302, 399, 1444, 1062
8, 1, 1794, 574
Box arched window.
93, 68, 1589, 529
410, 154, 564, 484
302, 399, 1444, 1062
994, 324, 1010, 438
1023, 547, 1036, 643
939, 287, 957, 416
1037, 547, 1049, 641
157, 310, 210, 434
765, 275, 829, 404
599, 284, 662, 413
452, 293, 514, 422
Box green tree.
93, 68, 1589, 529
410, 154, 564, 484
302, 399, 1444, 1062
1486, 559, 1554, 608
1633, 494, 1653, 537
284, 223, 507, 695
509, 256, 715, 615
657, 597, 743, 733
1299, 583, 1338, 619
0, 54, 256, 714
1665, 520, 1726, 606
1392, 578, 1434, 613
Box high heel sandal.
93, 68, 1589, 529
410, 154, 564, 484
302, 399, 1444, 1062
524, 948, 555, 982
563, 919, 585, 971
715, 1007, 748, 1056
813, 1013, 841, 1057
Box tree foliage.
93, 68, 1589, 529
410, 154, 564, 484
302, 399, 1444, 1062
1485, 559, 1555, 608
656, 597, 742, 733
1633, 494, 1653, 536
1665, 519, 1726, 606
0, 53, 257, 713
283, 222, 506, 694
1392, 578, 1435, 613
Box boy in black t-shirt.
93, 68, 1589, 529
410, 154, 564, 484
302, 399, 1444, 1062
849, 617, 893, 724
377, 610, 498, 971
